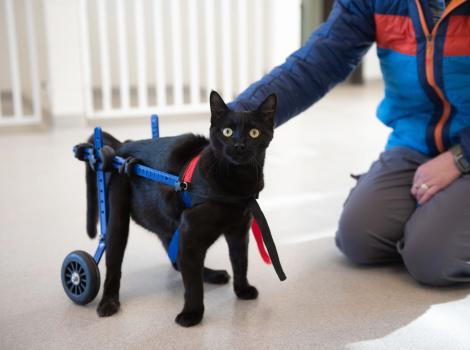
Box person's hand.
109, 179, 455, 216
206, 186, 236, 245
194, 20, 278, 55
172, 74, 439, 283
411, 151, 461, 205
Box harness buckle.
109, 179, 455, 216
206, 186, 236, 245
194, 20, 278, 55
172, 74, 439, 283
175, 181, 190, 192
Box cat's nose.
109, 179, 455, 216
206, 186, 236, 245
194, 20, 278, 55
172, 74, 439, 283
234, 143, 246, 152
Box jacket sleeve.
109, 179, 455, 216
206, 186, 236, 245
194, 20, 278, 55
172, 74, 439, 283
228, 0, 376, 126
459, 128, 470, 161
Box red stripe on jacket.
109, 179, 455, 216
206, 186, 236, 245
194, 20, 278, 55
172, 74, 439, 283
444, 16, 470, 56
375, 14, 417, 56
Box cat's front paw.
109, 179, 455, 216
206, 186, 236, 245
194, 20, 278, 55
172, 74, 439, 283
175, 309, 204, 327
235, 285, 258, 300
97, 297, 120, 317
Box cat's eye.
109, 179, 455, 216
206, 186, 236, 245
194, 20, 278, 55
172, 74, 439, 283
222, 128, 233, 137
249, 128, 260, 138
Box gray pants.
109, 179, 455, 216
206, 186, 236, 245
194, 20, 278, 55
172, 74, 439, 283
335, 147, 470, 286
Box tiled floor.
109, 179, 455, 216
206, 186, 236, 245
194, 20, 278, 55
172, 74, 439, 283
1, 81, 469, 350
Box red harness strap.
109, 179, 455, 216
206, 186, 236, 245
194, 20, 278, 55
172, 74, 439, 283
182, 154, 272, 265
182, 154, 202, 183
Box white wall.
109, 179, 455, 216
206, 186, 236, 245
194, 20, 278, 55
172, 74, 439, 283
363, 44, 382, 81
1, 0, 302, 120
0, 0, 48, 101
269, 0, 302, 68
58, 0, 301, 118
83, 0, 301, 93
44, 0, 86, 117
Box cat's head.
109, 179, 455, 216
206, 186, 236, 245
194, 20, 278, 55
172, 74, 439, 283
209, 91, 276, 165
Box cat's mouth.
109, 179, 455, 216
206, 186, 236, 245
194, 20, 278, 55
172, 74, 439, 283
225, 151, 255, 165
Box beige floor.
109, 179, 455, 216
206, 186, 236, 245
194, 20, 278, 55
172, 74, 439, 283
1, 81, 469, 350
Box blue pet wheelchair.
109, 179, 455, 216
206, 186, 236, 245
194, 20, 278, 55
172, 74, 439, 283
61, 115, 285, 306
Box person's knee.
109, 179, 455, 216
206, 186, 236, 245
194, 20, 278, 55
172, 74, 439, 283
401, 233, 455, 287
336, 208, 381, 265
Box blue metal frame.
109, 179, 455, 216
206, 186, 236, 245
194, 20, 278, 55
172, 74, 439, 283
78, 150, 179, 189
151, 114, 159, 139
93, 127, 108, 264
78, 123, 179, 190
79, 115, 183, 264
112, 156, 179, 187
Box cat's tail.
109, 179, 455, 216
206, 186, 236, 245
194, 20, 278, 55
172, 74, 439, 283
85, 163, 98, 238
85, 131, 122, 238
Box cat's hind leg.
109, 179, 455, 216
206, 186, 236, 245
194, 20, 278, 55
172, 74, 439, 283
97, 174, 131, 317
203, 267, 230, 284
172, 261, 229, 285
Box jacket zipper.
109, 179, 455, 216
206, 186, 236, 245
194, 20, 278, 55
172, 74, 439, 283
415, 0, 466, 153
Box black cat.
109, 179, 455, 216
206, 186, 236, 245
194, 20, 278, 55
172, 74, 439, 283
81, 91, 276, 327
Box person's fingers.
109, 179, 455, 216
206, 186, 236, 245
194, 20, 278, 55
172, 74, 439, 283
411, 168, 425, 197
411, 180, 426, 196
416, 187, 425, 202
415, 183, 433, 203
413, 167, 423, 185
419, 185, 439, 205
411, 172, 430, 197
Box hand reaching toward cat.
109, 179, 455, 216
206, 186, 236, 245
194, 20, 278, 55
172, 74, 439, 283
411, 150, 461, 205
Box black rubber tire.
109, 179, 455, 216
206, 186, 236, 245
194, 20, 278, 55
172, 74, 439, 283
61, 250, 100, 305
99, 145, 116, 172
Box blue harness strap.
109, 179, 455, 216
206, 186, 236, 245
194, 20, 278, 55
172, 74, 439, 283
167, 154, 201, 263
149, 114, 186, 263
168, 228, 181, 263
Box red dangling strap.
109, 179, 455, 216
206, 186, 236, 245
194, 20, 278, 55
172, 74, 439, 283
252, 219, 271, 264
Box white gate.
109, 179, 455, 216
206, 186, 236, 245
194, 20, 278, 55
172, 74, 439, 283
79, 0, 272, 119
0, 0, 43, 126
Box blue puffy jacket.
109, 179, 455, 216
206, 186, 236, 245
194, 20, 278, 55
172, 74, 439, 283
229, 0, 470, 159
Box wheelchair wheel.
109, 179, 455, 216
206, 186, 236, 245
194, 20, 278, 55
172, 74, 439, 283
61, 250, 100, 305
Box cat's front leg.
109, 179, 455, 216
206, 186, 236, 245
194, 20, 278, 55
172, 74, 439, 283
225, 216, 258, 300
175, 241, 205, 327
175, 203, 221, 327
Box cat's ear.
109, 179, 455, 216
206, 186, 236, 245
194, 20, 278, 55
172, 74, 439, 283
257, 94, 277, 126
210, 90, 228, 123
